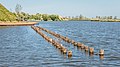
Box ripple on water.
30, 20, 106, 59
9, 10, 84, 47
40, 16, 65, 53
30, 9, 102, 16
0, 21, 120, 67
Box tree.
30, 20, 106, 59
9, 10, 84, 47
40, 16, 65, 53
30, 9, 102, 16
15, 4, 22, 21
49, 14, 59, 21
79, 14, 83, 20
114, 16, 117, 19
109, 16, 112, 19
42, 14, 49, 21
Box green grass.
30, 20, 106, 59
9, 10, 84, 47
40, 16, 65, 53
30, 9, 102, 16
0, 3, 16, 22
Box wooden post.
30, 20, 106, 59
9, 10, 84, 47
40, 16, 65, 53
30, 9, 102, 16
89, 47, 94, 54
63, 49, 67, 54
68, 50, 72, 57
99, 49, 104, 56
85, 46, 89, 52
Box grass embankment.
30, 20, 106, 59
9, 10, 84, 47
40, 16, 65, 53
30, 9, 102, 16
0, 3, 16, 21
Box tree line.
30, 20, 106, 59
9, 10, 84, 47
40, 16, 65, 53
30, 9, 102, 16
13, 12, 64, 21
95, 16, 117, 19
64, 15, 119, 21
14, 4, 63, 21
65, 15, 89, 21
0, 4, 64, 22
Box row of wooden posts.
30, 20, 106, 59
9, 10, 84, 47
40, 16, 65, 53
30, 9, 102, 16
31, 26, 72, 57
31, 26, 104, 58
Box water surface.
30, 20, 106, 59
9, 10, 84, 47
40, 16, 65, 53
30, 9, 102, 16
0, 21, 120, 67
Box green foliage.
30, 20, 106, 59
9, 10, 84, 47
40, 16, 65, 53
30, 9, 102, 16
42, 14, 50, 21
20, 13, 63, 21
49, 15, 59, 21
0, 3, 16, 22
0, 3, 63, 21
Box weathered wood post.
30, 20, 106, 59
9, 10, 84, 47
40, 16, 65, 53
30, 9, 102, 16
99, 49, 104, 56
68, 50, 72, 57
89, 47, 94, 54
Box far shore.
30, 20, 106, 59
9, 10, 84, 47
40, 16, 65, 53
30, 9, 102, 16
0, 21, 39, 26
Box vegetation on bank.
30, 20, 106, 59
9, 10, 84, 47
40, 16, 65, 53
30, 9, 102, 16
90, 16, 120, 22
0, 3, 64, 22
13, 12, 64, 21
64, 15, 90, 21
0, 4, 16, 22
64, 15, 120, 22
14, 4, 64, 21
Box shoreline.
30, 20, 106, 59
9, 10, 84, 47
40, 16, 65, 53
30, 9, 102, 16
0, 21, 39, 26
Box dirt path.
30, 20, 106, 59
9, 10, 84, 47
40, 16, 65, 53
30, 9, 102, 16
0, 22, 38, 26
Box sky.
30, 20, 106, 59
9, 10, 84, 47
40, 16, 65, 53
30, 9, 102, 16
0, 0, 120, 18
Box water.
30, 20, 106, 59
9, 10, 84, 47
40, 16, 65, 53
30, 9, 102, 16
0, 21, 120, 67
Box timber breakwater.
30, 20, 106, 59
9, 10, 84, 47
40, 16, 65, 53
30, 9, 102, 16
31, 26, 104, 59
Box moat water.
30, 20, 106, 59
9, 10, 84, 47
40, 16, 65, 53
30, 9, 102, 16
0, 21, 120, 67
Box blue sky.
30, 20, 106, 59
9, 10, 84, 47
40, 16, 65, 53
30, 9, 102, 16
0, 0, 120, 17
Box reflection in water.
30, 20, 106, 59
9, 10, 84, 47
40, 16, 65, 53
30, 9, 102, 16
68, 56, 72, 59
89, 53, 94, 57
85, 51, 89, 56
100, 55, 104, 60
